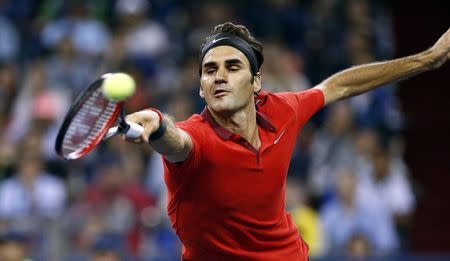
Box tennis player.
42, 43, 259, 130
125, 22, 450, 260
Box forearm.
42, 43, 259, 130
321, 49, 437, 102
149, 115, 192, 162
125, 109, 192, 162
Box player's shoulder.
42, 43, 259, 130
256, 91, 289, 106
274, 88, 323, 100
258, 89, 318, 102
175, 113, 209, 132
259, 89, 324, 108
256, 90, 308, 109
177, 113, 204, 125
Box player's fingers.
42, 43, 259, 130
125, 110, 159, 137
122, 134, 144, 144
120, 126, 149, 144
125, 110, 157, 125
140, 136, 149, 144
125, 112, 145, 125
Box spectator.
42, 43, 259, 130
0, 63, 19, 122
0, 230, 32, 261
90, 233, 126, 261
4, 61, 70, 145
359, 137, 415, 248
0, 134, 66, 220
286, 178, 324, 257
0, 16, 19, 61
40, 1, 111, 57
43, 34, 97, 96
320, 166, 398, 256
308, 102, 356, 200
75, 151, 155, 257
262, 42, 311, 93
345, 232, 374, 259
115, 0, 169, 77
365, 140, 415, 219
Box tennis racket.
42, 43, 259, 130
55, 73, 144, 160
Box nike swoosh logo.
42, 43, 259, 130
274, 129, 286, 144
212, 37, 229, 44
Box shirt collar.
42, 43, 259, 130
200, 105, 276, 140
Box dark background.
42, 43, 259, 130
393, 2, 450, 251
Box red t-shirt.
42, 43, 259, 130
164, 89, 324, 260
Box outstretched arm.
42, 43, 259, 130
124, 109, 193, 163
316, 27, 450, 105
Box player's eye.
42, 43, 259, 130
206, 68, 216, 74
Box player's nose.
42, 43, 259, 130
214, 67, 228, 84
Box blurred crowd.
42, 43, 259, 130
0, 0, 417, 260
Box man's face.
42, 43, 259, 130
200, 46, 260, 115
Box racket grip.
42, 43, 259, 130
124, 121, 145, 138
104, 126, 119, 140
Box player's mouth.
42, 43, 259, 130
213, 89, 230, 98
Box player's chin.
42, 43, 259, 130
208, 101, 235, 114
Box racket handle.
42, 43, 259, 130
103, 121, 144, 140
124, 121, 144, 139
104, 126, 119, 140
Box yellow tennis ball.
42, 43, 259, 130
102, 73, 136, 101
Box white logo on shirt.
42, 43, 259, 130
274, 129, 286, 144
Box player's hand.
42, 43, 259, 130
428, 27, 450, 69
124, 109, 160, 143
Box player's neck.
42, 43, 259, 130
210, 104, 261, 149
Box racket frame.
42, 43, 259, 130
55, 78, 123, 160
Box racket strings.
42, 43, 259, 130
61, 88, 117, 158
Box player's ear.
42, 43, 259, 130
253, 72, 262, 94
199, 86, 205, 98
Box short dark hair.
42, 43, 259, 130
202, 22, 264, 69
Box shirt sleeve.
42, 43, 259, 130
162, 120, 204, 177
277, 88, 325, 129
